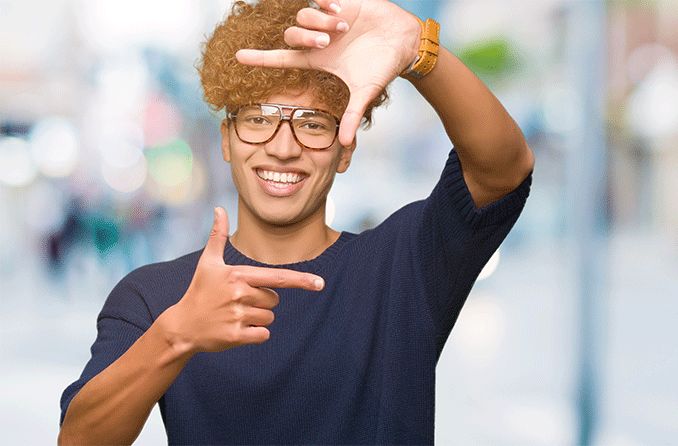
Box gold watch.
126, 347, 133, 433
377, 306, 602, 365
399, 17, 440, 80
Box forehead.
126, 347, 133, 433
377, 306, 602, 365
264, 90, 331, 111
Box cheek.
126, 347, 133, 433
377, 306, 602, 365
228, 155, 251, 192
310, 162, 339, 195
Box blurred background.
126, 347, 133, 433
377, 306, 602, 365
1, 0, 677, 444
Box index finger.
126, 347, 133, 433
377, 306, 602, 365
235, 48, 310, 69
232, 265, 325, 291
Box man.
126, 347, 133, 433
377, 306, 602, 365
58, 0, 535, 444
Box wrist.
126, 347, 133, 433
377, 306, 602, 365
402, 14, 422, 73
155, 303, 197, 360
399, 17, 441, 81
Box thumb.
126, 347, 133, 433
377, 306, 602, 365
338, 86, 377, 147
203, 207, 229, 262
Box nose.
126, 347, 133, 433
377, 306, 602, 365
264, 117, 303, 160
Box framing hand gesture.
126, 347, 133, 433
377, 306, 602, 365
235, 0, 421, 147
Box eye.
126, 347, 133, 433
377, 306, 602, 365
297, 121, 329, 131
299, 121, 328, 130
246, 116, 272, 125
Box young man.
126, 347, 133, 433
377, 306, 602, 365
58, 0, 535, 444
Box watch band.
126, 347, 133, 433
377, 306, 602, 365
399, 17, 441, 80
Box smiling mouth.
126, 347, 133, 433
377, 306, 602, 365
255, 168, 306, 185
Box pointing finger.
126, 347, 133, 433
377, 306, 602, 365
235, 49, 311, 70
231, 265, 325, 291
203, 207, 229, 262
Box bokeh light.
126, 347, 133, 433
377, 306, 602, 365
76, 0, 201, 52
29, 117, 80, 178
626, 57, 678, 141
146, 139, 193, 188
101, 153, 148, 193
0, 137, 37, 187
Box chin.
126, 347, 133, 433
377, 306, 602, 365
248, 200, 306, 226
257, 210, 307, 227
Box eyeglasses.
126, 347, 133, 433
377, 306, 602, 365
226, 103, 341, 150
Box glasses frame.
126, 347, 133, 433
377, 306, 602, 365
226, 102, 341, 151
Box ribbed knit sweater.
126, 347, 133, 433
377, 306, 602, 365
60, 148, 533, 445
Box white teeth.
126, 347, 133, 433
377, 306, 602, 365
256, 169, 304, 184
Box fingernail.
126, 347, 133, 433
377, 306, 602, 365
213, 207, 218, 220
336, 21, 349, 32
316, 34, 330, 48
329, 3, 341, 13
314, 277, 324, 290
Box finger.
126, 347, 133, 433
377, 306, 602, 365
203, 207, 229, 262
258, 287, 281, 308
296, 7, 349, 33
338, 87, 378, 147
244, 307, 275, 327
241, 286, 280, 310
235, 49, 310, 69
311, 0, 342, 14
239, 326, 271, 344
232, 265, 325, 291
284, 26, 332, 49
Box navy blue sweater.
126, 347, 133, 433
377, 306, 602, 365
60, 148, 532, 445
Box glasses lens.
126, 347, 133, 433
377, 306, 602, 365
235, 105, 280, 143
292, 109, 337, 149
234, 105, 337, 149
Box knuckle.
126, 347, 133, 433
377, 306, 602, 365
274, 272, 287, 288
230, 285, 247, 302
231, 304, 246, 321
306, 34, 320, 47
276, 51, 285, 67
223, 328, 238, 345
227, 268, 243, 283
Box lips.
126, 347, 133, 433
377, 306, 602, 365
252, 167, 308, 198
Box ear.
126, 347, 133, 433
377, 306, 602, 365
220, 120, 231, 163
336, 135, 357, 174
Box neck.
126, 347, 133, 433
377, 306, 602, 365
229, 196, 340, 265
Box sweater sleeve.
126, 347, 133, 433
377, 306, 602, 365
416, 148, 533, 355
59, 275, 154, 427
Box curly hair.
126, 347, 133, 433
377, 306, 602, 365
197, 0, 389, 130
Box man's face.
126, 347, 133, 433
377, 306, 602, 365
220, 90, 357, 227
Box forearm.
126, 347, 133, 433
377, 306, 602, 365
405, 45, 533, 186
58, 306, 194, 446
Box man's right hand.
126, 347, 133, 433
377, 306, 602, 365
160, 207, 325, 355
